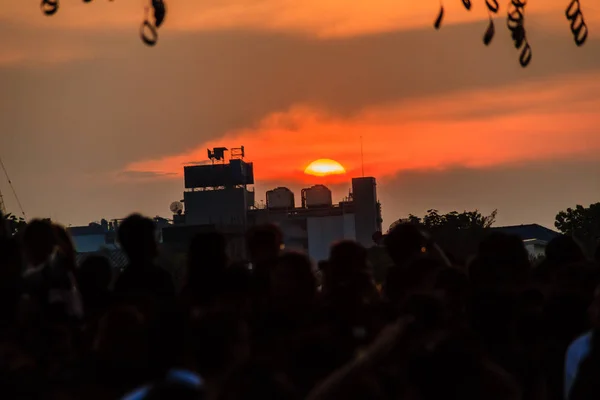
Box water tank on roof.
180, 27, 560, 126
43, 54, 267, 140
303, 185, 333, 208
266, 187, 295, 209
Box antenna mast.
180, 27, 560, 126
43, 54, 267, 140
0, 188, 5, 216
360, 136, 365, 177
0, 155, 26, 219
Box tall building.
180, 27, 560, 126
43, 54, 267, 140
164, 146, 382, 261
181, 146, 255, 227
351, 177, 382, 247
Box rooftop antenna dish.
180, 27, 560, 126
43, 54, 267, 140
169, 201, 184, 215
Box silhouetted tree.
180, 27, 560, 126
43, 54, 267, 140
4, 213, 28, 235
389, 209, 497, 233
555, 203, 600, 256
388, 209, 498, 266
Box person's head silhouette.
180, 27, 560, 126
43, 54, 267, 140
187, 231, 228, 277
384, 223, 427, 268
545, 235, 586, 266
271, 251, 316, 307
246, 224, 282, 265
22, 219, 56, 267
118, 214, 158, 265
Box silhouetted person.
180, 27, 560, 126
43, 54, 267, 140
546, 235, 586, 266
253, 252, 320, 353
469, 232, 530, 289
0, 236, 22, 329
246, 224, 282, 267
91, 304, 151, 397
182, 232, 228, 308
78, 255, 112, 317
246, 224, 283, 301
270, 251, 317, 311
435, 267, 470, 318
323, 241, 379, 306
564, 282, 600, 400
384, 223, 427, 268
114, 214, 174, 300
21, 219, 56, 271
213, 262, 253, 316
20, 220, 81, 320
188, 312, 249, 399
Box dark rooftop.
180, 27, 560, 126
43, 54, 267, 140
68, 225, 106, 237
491, 224, 561, 242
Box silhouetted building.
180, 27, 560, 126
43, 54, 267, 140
165, 146, 382, 261
492, 223, 560, 258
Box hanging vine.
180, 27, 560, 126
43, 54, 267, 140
39, 0, 588, 63
432, 0, 588, 68
507, 0, 532, 67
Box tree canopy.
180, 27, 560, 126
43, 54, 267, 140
555, 203, 600, 256
387, 209, 498, 265
3, 213, 28, 236
388, 209, 497, 233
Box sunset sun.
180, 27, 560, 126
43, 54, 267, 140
304, 159, 347, 177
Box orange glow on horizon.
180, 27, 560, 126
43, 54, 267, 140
304, 159, 347, 177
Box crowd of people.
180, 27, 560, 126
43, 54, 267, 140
1, 211, 600, 400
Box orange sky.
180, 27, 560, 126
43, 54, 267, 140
126, 73, 600, 183
1, 0, 599, 229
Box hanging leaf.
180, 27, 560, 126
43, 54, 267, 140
152, 0, 166, 28
573, 21, 588, 46
485, 0, 500, 13
140, 20, 158, 46
434, 5, 444, 30
483, 18, 495, 45
519, 42, 532, 67
565, 0, 579, 19
511, 25, 525, 48
41, 0, 59, 16
566, 0, 588, 47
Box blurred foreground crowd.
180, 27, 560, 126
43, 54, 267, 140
1, 212, 600, 400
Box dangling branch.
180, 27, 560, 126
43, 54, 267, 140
140, 0, 167, 46
565, 0, 589, 46
506, 0, 532, 67
483, 0, 500, 46
36, 0, 590, 58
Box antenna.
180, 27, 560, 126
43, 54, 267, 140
360, 136, 365, 177
0, 155, 25, 219
0, 188, 5, 216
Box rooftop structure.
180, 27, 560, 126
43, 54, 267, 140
166, 146, 382, 261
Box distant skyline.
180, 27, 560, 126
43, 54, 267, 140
1, 1, 599, 230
